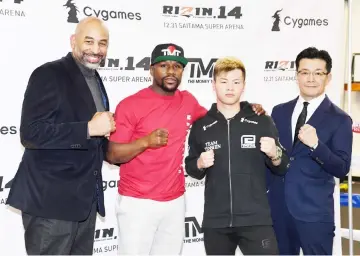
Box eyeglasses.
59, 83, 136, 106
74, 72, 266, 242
297, 70, 328, 79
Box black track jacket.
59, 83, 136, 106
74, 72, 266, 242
185, 101, 289, 228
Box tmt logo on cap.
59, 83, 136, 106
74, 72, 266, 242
162, 45, 181, 57
151, 43, 188, 66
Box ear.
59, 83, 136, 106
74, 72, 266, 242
325, 72, 332, 86
70, 34, 76, 50
212, 79, 216, 92
150, 65, 154, 77
295, 71, 299, 84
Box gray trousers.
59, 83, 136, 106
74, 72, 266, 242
22, 201, 97, 255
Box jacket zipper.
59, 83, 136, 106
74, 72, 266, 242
227, 119, 233, 227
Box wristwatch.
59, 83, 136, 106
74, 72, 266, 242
271, 146, 282, 161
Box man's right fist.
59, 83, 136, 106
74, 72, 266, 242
88, 112, 116, 137
144, 128, 169, 148
197, 150, 214, 170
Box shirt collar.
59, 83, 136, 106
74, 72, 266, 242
298, 93, 326, 110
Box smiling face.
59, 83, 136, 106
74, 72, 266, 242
296, 58, 331, 101
70, 17, 109, 69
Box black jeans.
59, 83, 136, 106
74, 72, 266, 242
203, 225, 279, 255
22, 201, 97, 255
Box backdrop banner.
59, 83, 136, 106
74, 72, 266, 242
0, 0, 345, 255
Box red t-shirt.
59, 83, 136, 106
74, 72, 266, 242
109, 87, 207, 201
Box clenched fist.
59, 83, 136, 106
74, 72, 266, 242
298, 124, 318, 148
144, 128, 169, 148
197, 150, 214, 170
260, 137, 277, 159
88, 112, 115, 137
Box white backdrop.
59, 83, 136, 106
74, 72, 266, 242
0, 0, 346, 255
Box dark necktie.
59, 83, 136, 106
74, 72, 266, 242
293, 101, 309, 145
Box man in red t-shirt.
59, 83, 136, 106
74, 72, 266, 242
107, 43, 264, 255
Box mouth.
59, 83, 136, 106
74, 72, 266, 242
225, 93, 235, 97
84, 54, 102, 63
164, 77, 178, 86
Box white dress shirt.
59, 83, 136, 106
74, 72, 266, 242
291, 93, 326, 143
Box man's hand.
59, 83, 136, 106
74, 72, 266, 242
251, 103, 266, 116
298, 124, 318, 148
260, 137, 277, 159
88, 112, 115, 137
197, 150, 214, 169
143, 128, 169, 148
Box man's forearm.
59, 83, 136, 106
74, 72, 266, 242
107, 139, 148, 164
267, 151, 289, 175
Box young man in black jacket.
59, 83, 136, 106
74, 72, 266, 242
185, 57, 289, 255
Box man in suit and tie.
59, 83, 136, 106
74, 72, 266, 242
267, 47, 353, 255
6, 17, 115, 255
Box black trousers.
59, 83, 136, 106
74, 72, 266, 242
203, 225, 279, 255
22, 201, 97, 255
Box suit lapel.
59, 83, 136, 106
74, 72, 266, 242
307, 95, 330, 128
281, 97, 298, 153
292, 95, 331, 155
61, 53, 97, 115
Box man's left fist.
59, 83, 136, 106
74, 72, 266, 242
260, 137, 276, 158
298, 124, 318, 148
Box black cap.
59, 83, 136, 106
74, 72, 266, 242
150, 43, 188, 67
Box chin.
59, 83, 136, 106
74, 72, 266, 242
163, 84, 179, 92
302, 89, 321, 96
165, 88, 178, 93
84, 62, 101, 70
220, 99, 239, 105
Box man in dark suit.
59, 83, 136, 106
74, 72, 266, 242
267, 47, 353, 255
6, 17, 115, 255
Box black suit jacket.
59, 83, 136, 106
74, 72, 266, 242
6, 52, 109, 222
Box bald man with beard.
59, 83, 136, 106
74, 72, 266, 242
6, 17, 115, 255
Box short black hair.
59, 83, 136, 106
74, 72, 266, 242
295, 47, 332, 73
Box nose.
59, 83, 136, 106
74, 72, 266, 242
166, 66, 175, 75
91, 43, 100, 54
307, 72, 315, 82
227, 83, 235, 91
